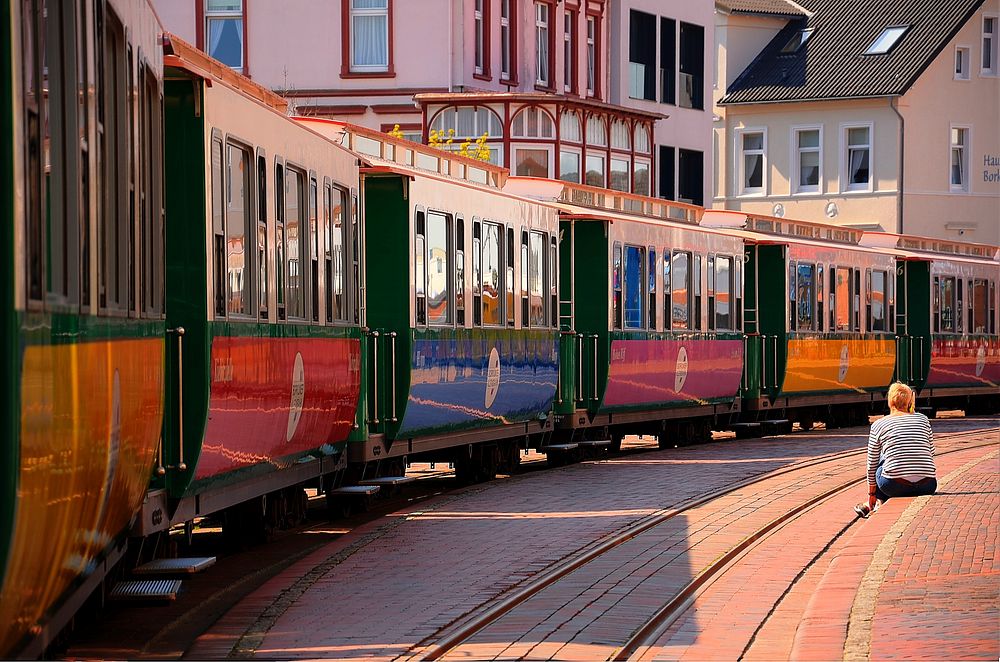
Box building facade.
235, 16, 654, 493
714, 0, 1000, 242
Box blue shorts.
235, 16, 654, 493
875, 464, 937, 502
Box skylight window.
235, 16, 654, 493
865, 26, 909, 55
781, 28, 815, 54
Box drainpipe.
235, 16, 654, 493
890, 97, 904, 234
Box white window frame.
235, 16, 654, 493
586, 16, 596, 95
791, 125, 823, 195
559, 148, 582, 183
955, 45, 971, 80
983, 13, 998, 76
500, 0, 512, 79
563, 11, 575, 92
633, 159, 651, 196
535, 2, 550, 87
474, 0, 485, 75
736, 127, 767, 196
610, 156, 631, 192
205, 0, 244, 72
349, 0, 390, 73
949, 124, 971, 193
840, 123, 874, 193
512, 144, 554, 178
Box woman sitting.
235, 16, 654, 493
855, 382, 937, 518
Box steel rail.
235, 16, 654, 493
404, 428, 990, 661
615, 435, 997, 661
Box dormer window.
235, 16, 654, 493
781, 28, 814, 54
865, 26, 908, 55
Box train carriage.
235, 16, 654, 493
134, 35, 365, 537
890, 235, 999, 413
298, 120, 561, 482
1, 0, 166, 655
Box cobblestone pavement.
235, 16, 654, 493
187, 417, 998, 661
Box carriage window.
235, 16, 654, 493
672, 251, 691, 330
550, 237, 558, 327
141, 64, 164, 317
415, 210, 426, 325
796, 263, 815, 331
869, 269, 887, 332
612, 243, 623, 329
212, 139, 226, 316
735, 255, 743, 331
835, 266, 852, 331
99, 7, 128, 312
506, 227, 515, 326
990, 280, 997, 335
624, 245, 645, 329
285, 168, 305, 319
716, 255, 734, 331
257, 153, 268, 318
473, 222, 483, 326
648, 248, 657, 330
971, 279, 988, 334
310, 177, 319, 322
457, 219, 466, 325
957, 279, 964, 333
226, 143, 251, 316
521, 231, 530, 324
816, 264, 824, 332
529, 231, 546, 327
22, 0, 45, 303
482, 221, 502, 325
939, 276, 956, 332
427, 211, 452, 325
275, 162, 286, 319
662, 248, 671, 329
694, 254, 703, 331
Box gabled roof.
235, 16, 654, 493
721, 0, 984, 105
715, 0, 809, 18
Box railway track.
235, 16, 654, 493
402, 428, 996, 661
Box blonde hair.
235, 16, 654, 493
887, 382, 915, 413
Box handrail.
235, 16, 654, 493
371, 330, 380, 425
168, 327, 187, 472
389, 331, 398, 423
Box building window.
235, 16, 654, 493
864, 25, 908, 55
634, 126, 651, 155
659, 145, 675, 200
586, 154, 605, 187
514, 147, 551, 178
560, 110, 582, 142
634, 160, 651, 196
559, 150, 581, 182
611, 120, 630, 151
586, 15, 596, 95
678, 148, 703, 205
794, 127, 821, 193
984, 15, 998, 75
474, 0, 485, 75
844, 125, 871, 191
500, 0, 515, 81
610, 158, 630, 192
950, 126, 969, 192
586, 115, 607, 146
660, 17, 676, 105
511, 106, 555, 138
349, 0, 390, 73
564, 10, 577, 93
955, 46, 971, 80
430, 106, 503, 164
781, 28, 814, 54
629, 9, 656, 100
535, 2, 551, 87
679, 22, 704, 110
739, 130, 765, 194
205, 0, 244, 71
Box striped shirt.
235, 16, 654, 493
866, 413, 936, 486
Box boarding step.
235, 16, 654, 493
358, 476, 416, 487
134, 557, 216, 576
329, 485, 380, 496
109, 579, 182, 602
543, 443, 578, 452
576, 439, 612, 447
730, 422, 762, 439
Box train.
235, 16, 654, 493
2, 2, 998, 656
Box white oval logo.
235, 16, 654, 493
975, 346, 986, 377
838, 344, 850, 383
287, 352, 305, 442
485, 347, 501, 408
675, 346, 689, 393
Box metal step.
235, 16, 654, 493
329, 485, 380, 496
577, 439, 612, 447
109, 579, 182, 602
730, 422, 762, 439
358, 476, 416, 487
761, 419, 792, 435
134, 557, 216, 576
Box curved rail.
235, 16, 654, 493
405, 428, 991, 661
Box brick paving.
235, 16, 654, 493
185, 419, 997, 661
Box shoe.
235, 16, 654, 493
854, 503, 871, 519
